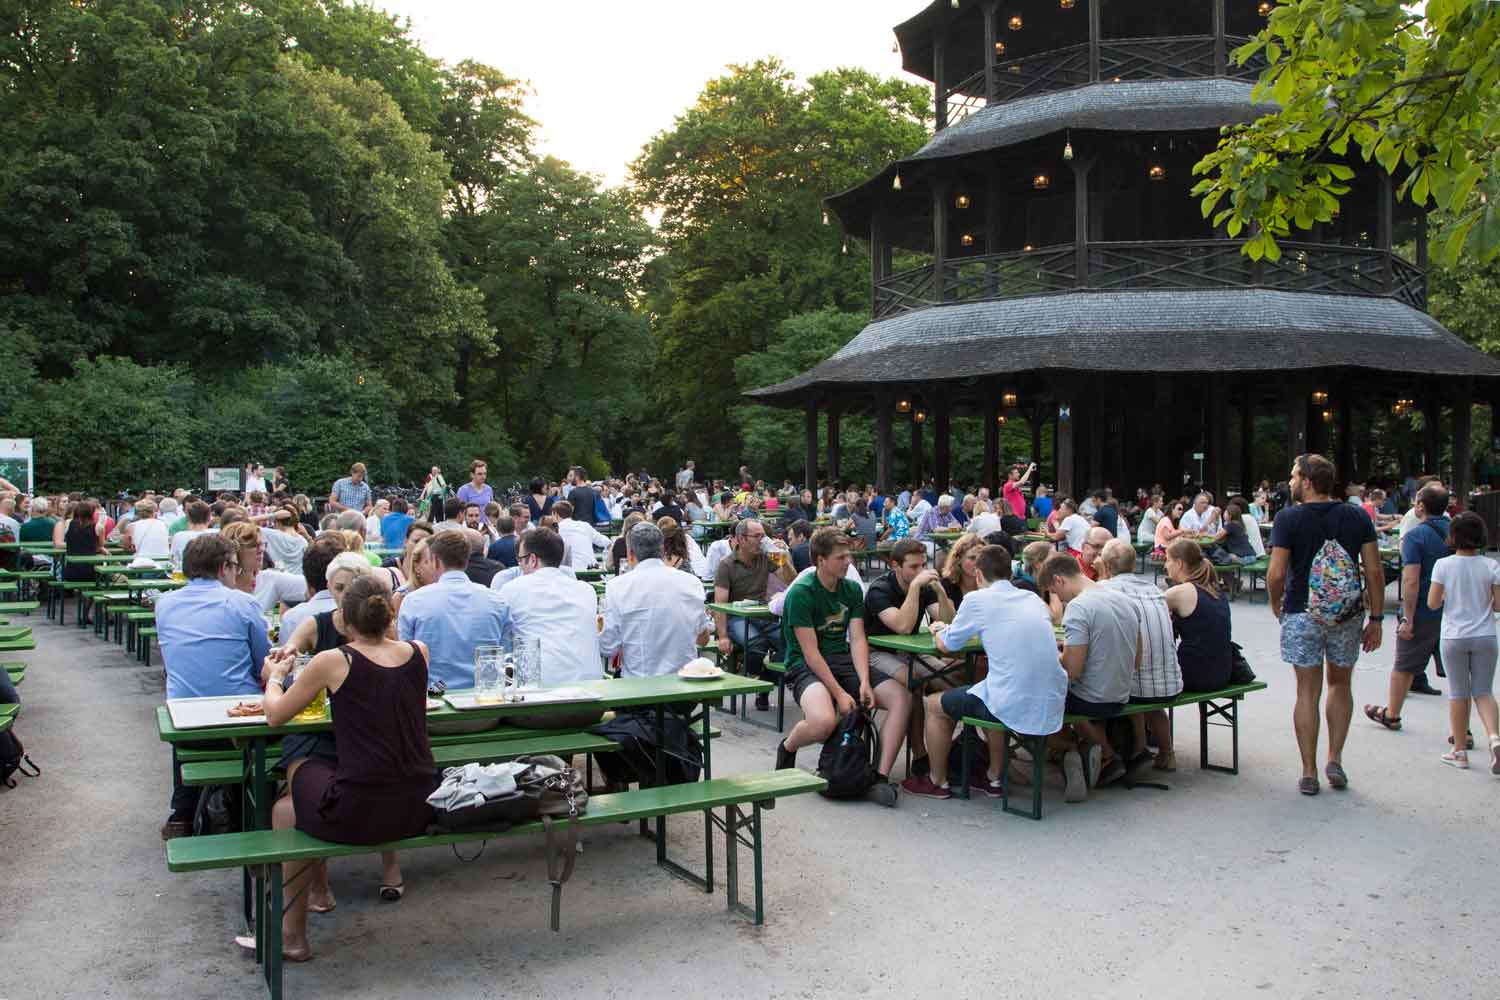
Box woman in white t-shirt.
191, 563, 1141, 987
1137, 495, 1164, 545
126, 501, 171, 564
1045, 498, 1091, 558
1426, 511, 1500, 773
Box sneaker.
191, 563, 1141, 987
1153, 750, 1177, 772
753, 692, 771, 712
1083, 742, 1103, 788
1095, 755, 1127, 787
774, 739, 796, 770
1410, 681, 1443, 696
910, 754, 931, 777
866, 780, 899, 808
1062, 750, 1087, 803
965, 768, 1004, 797
1441, 750, 1469, 769
900, 774, 951, 800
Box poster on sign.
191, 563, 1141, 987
0, 439, 34, 492
206, 467, 243, 493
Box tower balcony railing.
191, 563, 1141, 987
962, 34, 1264, 108
872, 239, 1426, 320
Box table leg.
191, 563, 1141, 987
654, 704, 666, 864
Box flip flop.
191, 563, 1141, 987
379, 882, 404, 902
1364, 705, 1401, 731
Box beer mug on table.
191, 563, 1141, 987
474, 645, 506, 704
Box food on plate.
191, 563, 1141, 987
677, 657, 722, 679
226, 700, 264, 718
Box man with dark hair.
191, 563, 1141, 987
1037, 552, 1140, 801
713, 518, 794, 710
456, 459, 493, 510
774, 528, 912, 807
486, 513, 519, 568
864, 537, 956, 775
328, 462, 370, 513
279, 533, 348, 637
397, 529, 511, 691
902, 545, 1067, 799
566, 468, 600, 525
1091, 489, 1120, 537
556, 498, 610, 570
1268, 453, 1383, 796
170, 500, 213, 572
785, 519, 813, 572
381, 496, 415, 550
1367, 483, 1451, 729
496, 527, 604, 700
155, 534, 269, 838
433, 495, 466, 534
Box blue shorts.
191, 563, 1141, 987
1280, 612, 1362, 668
940, 686, 999, 726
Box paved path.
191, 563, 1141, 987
2, 581, 1496, 999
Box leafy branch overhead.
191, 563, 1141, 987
1192, 0, 1500, 264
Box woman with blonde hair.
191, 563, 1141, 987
939, 533, 986, 608
1163, 538, 1232, 697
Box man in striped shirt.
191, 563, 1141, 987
1096, 539, 1182, 775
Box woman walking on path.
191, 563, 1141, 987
1425, 512, 1500, 773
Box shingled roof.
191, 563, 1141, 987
746, 289, 1500, 405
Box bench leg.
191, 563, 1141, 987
1000, 732, 1045, 820
724, 802, 765, 924
265, 865, 284, 1000
956, 725, 973, 800
775, 671, 786, 733
1199, 697, 1242, 774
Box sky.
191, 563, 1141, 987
378, 0, 930, 188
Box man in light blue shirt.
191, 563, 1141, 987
900, 544, 1066, 800
155, 533, 271, 837
397, 530, 511, 691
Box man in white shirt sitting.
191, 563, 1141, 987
600, 523, 710, 678
555, 499, 610, 570
497, 527, 604, 728
170, 500, 213, 573
1178, 493, 1219, 535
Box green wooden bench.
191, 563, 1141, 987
1, 569, 54, 602
0, 600, 40, 616
0, 637, 36, 654
764, 660, 788, 732
48, 580, 99, 625
168, 770, 825, 999
181, 732, 621, 787
0, 626, 31, 642
960, 680, 1270, 820
137, 625, 158, 666
5, 664, 24, 685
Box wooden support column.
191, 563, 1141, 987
1454, 380, 1474, 504
1239, 387, 1255, 495
1212, 0, 1227, 76
876, 398, 894, 494
804, 401, 818, 491
1087, 0, 1101, 82
934, 401, 951, 492
1029, 401, 1046, 473
983, 392, 1001, 495
933, 35, 948, 131
1285, 382, 1309, 468
1336, 391, 1354, 489
1055, 389, 1077, 502
1071, 159, 1093, 287
983, 1, 1000, 102
911, 412, 925, 485
870, 211, 887, 286
1207, 384, 1230, 500
1155, 378, 1173, 488
826, 405, 842, 487
932, 178, 950, 302
1086, 391, 1104, 492
1421, 390, 1441, 475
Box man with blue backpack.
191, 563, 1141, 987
1268, 454, 1385, 797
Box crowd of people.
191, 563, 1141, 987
5, 450, 1498, 957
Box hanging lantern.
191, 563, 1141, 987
892, 37, 899, 53
1311, 389, 1329, 405
1060, 0, 1076, 8
895, 398, 912, 414
1009, 14, 1024, 30
821, 211, 829, 225
1032, 172, 1050, 190
951, 0, 960, 8
914, 409, 928, 424
892, 172, 903, 191
997, 414, 1008, 425
1257, 1, 1273, 15
1022, 243, 1034, 251
955, 193, 971, 209
1062, 137, 1074, 161
1001, 390, 1019, 408
994, 40, 1006, 57
1321, 409, 1334, 424
960, 233, 975, 247
1148, 164, 1167, 182
841, 239, 849, 255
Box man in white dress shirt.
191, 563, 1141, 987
555, 499, 610, 570
497, 527, 604, 728
600, 523, 710, 677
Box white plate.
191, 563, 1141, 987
443, 687, 604, 711
167, 695, 267, 729
677, 666, 723, 680
425, 698, 443, 712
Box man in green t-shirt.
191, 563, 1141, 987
774, 527, 911, 805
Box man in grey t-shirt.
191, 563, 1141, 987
1039, 553, 1141, 794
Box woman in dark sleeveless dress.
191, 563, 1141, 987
261, 576, 437, 961
1163, 537, 1233, 693
61, 500, 102, 582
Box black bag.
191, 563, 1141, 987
1229, 641, 1257, 685
1, 728, 40, 789
590, 708, 702, 788
947, 726, 990, 784
816, 708, 880, 799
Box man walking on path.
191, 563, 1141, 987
1268, 454, 1384, 796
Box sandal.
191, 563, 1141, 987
1364, 705, 1401, 731
1325, 761, 1348, 790
379, 882, 404, 902
1298, 776, 1319, 796
1448, 731, 1475, 750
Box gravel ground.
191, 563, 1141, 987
2, 577, 1497, 1000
